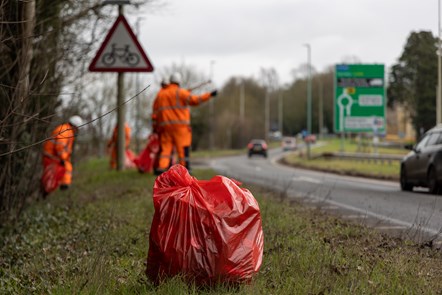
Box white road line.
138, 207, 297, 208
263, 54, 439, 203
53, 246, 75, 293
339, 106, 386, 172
293, 176, 322, 184
321, 205, 339, 210
310, 197, 442, 237
375, 226, 409, 230
342, 215, 364, 219
304, 199, 320, 203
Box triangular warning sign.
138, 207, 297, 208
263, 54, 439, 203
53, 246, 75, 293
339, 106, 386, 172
89, 15, 154, 72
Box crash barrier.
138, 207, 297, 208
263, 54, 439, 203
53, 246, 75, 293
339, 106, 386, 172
146, 164, 264, 286
322, 152, 403, 165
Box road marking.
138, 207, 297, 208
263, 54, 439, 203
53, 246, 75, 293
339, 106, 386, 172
375, 225, 408, 230
309, 197, 442, 237
342, 215, 364, 219
321, 205, 339, 210
292, 176, 322, 184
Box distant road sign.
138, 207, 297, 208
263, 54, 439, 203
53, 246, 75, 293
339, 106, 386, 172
89, 15, 154, 72
334, 64, 385, 133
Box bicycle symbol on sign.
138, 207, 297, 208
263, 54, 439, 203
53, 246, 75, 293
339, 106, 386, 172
102, 43, 140, 66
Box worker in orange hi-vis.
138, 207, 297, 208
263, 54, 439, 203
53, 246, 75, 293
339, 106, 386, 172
42, 115, 83, 191
152, 72, 217, 175
107, 122, 131, 169
151, 78, 170, 134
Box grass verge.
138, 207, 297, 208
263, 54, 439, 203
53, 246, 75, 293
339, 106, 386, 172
282, 155, 401, 180
282, 138, 409, 180
313, 137, 409, 155
1, 158, 441, 294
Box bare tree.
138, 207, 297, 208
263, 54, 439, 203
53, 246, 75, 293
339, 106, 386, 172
0, 0, 162, 223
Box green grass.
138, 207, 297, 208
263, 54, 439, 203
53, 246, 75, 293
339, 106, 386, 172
1, 158, 441, 294
282, 138, 409, 180
283, 155, 401, 180
314, 137, 409, 155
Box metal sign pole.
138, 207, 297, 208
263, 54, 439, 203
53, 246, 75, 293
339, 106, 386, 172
117, 4, 126, 171
89, 1, 154, 172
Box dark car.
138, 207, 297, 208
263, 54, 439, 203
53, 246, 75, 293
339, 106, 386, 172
400, 125, 442, 194
247, 139, 268, 158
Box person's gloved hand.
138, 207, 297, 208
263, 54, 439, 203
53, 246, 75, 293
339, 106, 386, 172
210, 90, 218, 97
60, 160, 65, 166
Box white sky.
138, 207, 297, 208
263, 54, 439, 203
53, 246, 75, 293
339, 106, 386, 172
128, 0, 438, 87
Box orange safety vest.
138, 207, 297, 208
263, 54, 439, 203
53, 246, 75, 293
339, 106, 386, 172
43, 123, 76, 161
108, 123, 131, 149
152, 84, 211, 128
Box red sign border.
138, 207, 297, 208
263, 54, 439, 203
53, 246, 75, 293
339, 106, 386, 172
89, 15, 154, 72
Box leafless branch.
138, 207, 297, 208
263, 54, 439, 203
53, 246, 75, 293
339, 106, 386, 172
0, 85, 150, 157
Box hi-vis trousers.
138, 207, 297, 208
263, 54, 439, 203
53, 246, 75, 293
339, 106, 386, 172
157, 125, 191, 173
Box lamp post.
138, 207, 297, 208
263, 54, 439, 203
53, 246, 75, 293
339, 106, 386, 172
278, 90, 283, 136
209, 60, 215, 150
438, 0, 442, 124
304, 43, 312, 159
135, 17, 144, 154
239, 78, 245, 147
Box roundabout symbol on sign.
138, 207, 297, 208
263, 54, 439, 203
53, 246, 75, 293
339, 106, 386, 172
337, 89, 355, 132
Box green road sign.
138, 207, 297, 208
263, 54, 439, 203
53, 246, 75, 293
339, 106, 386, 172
334, 64, 385, 133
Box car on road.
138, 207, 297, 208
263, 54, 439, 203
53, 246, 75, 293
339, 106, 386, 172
400, 124, 442, 194
282, 137, 297, 151
247, 139, 268, 158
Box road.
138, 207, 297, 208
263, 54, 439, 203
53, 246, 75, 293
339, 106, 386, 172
209, 147, 442, 246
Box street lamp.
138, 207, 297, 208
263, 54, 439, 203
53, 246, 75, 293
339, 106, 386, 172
438, 0, 442, 124
209, 60, 215, 150
135, 17, 145, 153
304, 43, 312, 159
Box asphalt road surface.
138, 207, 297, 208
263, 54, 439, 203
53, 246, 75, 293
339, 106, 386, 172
209, 147, 442, 246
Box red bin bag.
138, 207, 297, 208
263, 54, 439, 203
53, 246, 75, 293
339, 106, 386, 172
134, 133, 159, 173
125, 149, 137, 169
146, 164, 264, 285
41, 159, 66, 194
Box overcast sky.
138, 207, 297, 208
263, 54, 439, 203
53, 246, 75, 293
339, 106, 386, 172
129, 0, 438, 87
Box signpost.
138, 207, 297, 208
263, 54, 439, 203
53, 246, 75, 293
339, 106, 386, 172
334, 64, 385, 152
89, 15, 153, 72
89, 13, 154, 170
334, 64, 385, 133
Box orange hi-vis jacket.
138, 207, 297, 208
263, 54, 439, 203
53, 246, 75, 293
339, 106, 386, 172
108, 123, 131, 149
151, 84, 169, 132
42, 123, 76, 185
108, 123, 131, 169
152, 84, 211, 129
153, 83, 212, 172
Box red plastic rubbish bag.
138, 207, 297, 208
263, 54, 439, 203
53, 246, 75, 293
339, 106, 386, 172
146, 164, 264, 285
41, 159, 66, 194
134, 133, 159, 173
125, 149, 137, 168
